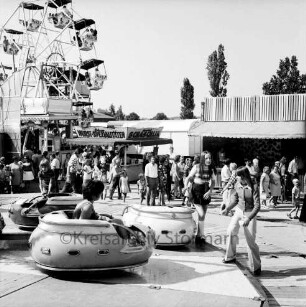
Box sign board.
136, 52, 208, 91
73, 126, 163, 142
74, 126, 126, 141
126, 127, 162, 139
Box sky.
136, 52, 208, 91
1, 0, 306, 118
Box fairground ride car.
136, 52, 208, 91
8, 193, 83, 229
29, 210, 156, 272
122, 204, 197, 246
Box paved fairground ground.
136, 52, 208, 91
1, 184, 306, 307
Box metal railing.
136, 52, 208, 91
201, 94, 306, 122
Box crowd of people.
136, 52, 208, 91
0, 145, 304, 276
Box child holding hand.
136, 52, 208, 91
137, 173, 146, 205
287, 178, 301, 219
119, 170, 131, 202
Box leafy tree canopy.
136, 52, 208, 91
152, 112, 168, 120
206, 44, 230, 97
115, 105, 125, 120
180, 78, 195, 119
126, 112, 140, 120
109, 104, 116, 117
262, 56, 306, 95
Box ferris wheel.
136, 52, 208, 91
0, 0, 107, 106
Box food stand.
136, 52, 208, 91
66, 125, 173, 181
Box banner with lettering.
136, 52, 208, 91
73, 126, 163, 141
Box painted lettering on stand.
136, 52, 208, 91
75, 128, 126, 139
127, 128, 162, 139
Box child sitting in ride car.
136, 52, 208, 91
73, 180, 128, 238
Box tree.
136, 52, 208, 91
152, 112, 168, 120
108, 104, 116, 117
115, 105, 125, 120
262, 56, 306, 95
206, 44, 230, 97
97, 108, 108, 114
180, 78, 195, 119
126, 112, 140, 120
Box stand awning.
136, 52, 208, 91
188, 121, 306, 139
21, 114, 78, 121
65, 137, 173, 147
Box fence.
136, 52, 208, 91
201, 94, 306, 122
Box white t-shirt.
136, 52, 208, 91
145, 162, 158, 178
221, 165, 231, 183
83, 165, 93, 180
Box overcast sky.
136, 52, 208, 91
1, 0, 306, 118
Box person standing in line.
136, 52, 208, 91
50, 153, 61, 192
222, 166, 261, 276
137, 173, 146, 205
22, 156, 35, 193
61, 152, 70, 180
220, 158, 231, 212
279, 156, 287, 202
185, 151, 216, 245
145, 156, 158, 206
171, 155, 181, 198
288, 156, 299, 181
259, 166, 270, 210
10, 156, 23, 194
82, 158, 93, 188
119, 170, 131, 202
157, 156, 168, 206
269, 165, 282, 207
177, 155, 186, 198
287, 178, 301, 219
220, 162, 238, 216
168, 145, 176, 166
109, 160, 122, 200
61, 148, 82, 193
164, 156, 172, 203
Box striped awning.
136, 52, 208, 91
21, 114, 78, 121
188, 121, 306, 139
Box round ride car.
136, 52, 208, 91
122, 205, 197, 246
29, 210, 155, 272
8, 193, 83, 229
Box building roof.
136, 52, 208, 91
93, 113, 114, 122
188, 121, 306, 139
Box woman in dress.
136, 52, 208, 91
222, 166, 261, 276
119, 170, 130, 202
186, 151, 216, 245
157, 156, 168, 206
269, 165, 282, 207
10, 156, 23, 194
259, 166, 270, 209
22, 156, 35, 192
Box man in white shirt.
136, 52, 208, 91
220, 159, 231, 213
288, 156, 299, 180
221, 159, 231, 188
145, 156, 158, 206
169, 146, 176, 165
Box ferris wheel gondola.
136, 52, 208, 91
19, 2, 44, 32
80, 59, 107, 91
